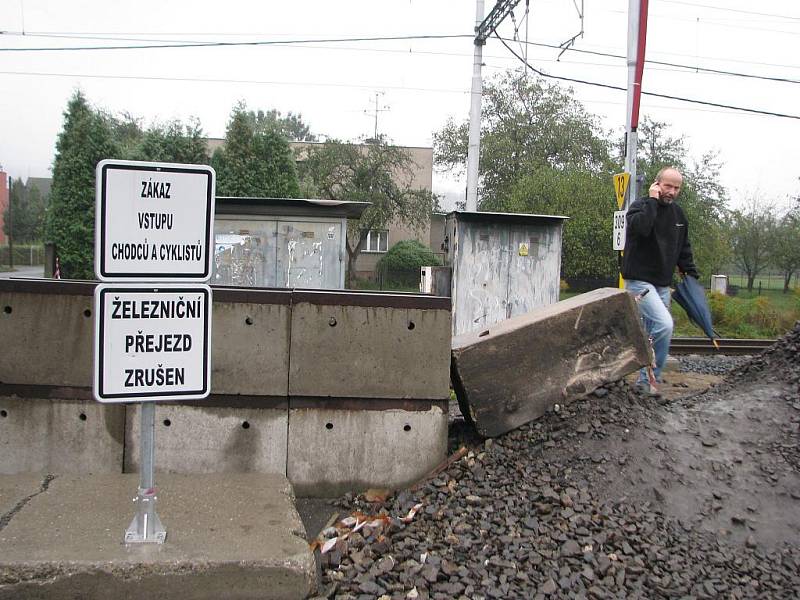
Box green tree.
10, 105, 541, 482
46, 91, 119, 279
771, 206, 800, 292
131, 119, 209, 164
3, 179, 47, 243
245, 108, 316, 141
212, 103, 301, 198
435, 72, 614, 206
729, 196, 776, 291
107, 111, 144, 158
377, 239, 440, 272
300, 136, 438, 287
434, 72, 618, 280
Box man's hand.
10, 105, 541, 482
649, 181, 661, 199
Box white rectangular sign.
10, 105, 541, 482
96, 160, 216, 281
613, 210, 627, 251
94, 284, 212, 403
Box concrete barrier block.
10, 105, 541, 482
125, 402, 288, 475
0, 397, 125, 475
287, 402, 448, 497
0, 290, 93, 387
451, 288, 650, 437
289, 292, 451, 399
211, 295, 291, 396
0, 473, 315, 600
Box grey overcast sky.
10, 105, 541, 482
1, 0, 798, 210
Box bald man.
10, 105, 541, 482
622, 167, 698, 395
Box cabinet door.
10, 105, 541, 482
212, 219, 278, 287
453, 225, 512, 335
276, 221, 344, 289
504, 225, 560, 319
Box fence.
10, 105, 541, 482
1, 244, 45, 267
726, 272, 795, 292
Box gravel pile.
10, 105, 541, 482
677, 354, 750, 376
727, 321, 800, 387
313, 324, 800, 600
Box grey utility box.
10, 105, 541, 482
443, 211, 568, 336
213, 197, 368, 290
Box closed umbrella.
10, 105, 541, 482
673, 275, 719, 349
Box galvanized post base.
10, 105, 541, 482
125, 486, 166, 544
125, 402, 166, 544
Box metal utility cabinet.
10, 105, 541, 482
444, 211, 568, 336
213, 197, 368, 289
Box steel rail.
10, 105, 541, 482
670, 337, 776, 355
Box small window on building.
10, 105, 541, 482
363, 230, 389, 253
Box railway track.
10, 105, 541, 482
670, 337, 776, 355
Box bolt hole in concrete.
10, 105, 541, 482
245, 316, 254, 325
3, 306, 11, 314
242, 421, 250, 429
0, 410, 7, 418
79, 413, 87, 421
325, 422, 334, 430
403, 424, 412, 432
328, 317, 337, 327
83, 309, 91, 318
408, 321, 415, 330
163, 419, 171, 427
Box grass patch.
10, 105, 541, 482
672, 288, 799, 339
560, 284, 799, 339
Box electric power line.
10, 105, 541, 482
495, 35, 800, 120
0, 33, 473, 52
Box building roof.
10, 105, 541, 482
216, 196, 370, 219
447, 210, 569, 225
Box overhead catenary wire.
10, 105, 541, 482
495, 34, 800, 120
3, 29, 798, 84
503, 38, 800, 85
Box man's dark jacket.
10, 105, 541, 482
622, 196, 698, 287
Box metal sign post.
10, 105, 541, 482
125, 402, 166, 543
93, 160, 215, 545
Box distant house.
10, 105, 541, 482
206, 138, 439, 282
26, 177, 52, 200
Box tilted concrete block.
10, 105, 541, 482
287, 401, 448, 497
0, 396, 125, 475
125, 401, 288, 475
289, 291, 451, 400
451, 288, 650, 437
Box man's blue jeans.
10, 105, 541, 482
625, 279, 673, 383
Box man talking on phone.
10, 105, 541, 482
622, 166, 698, 395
